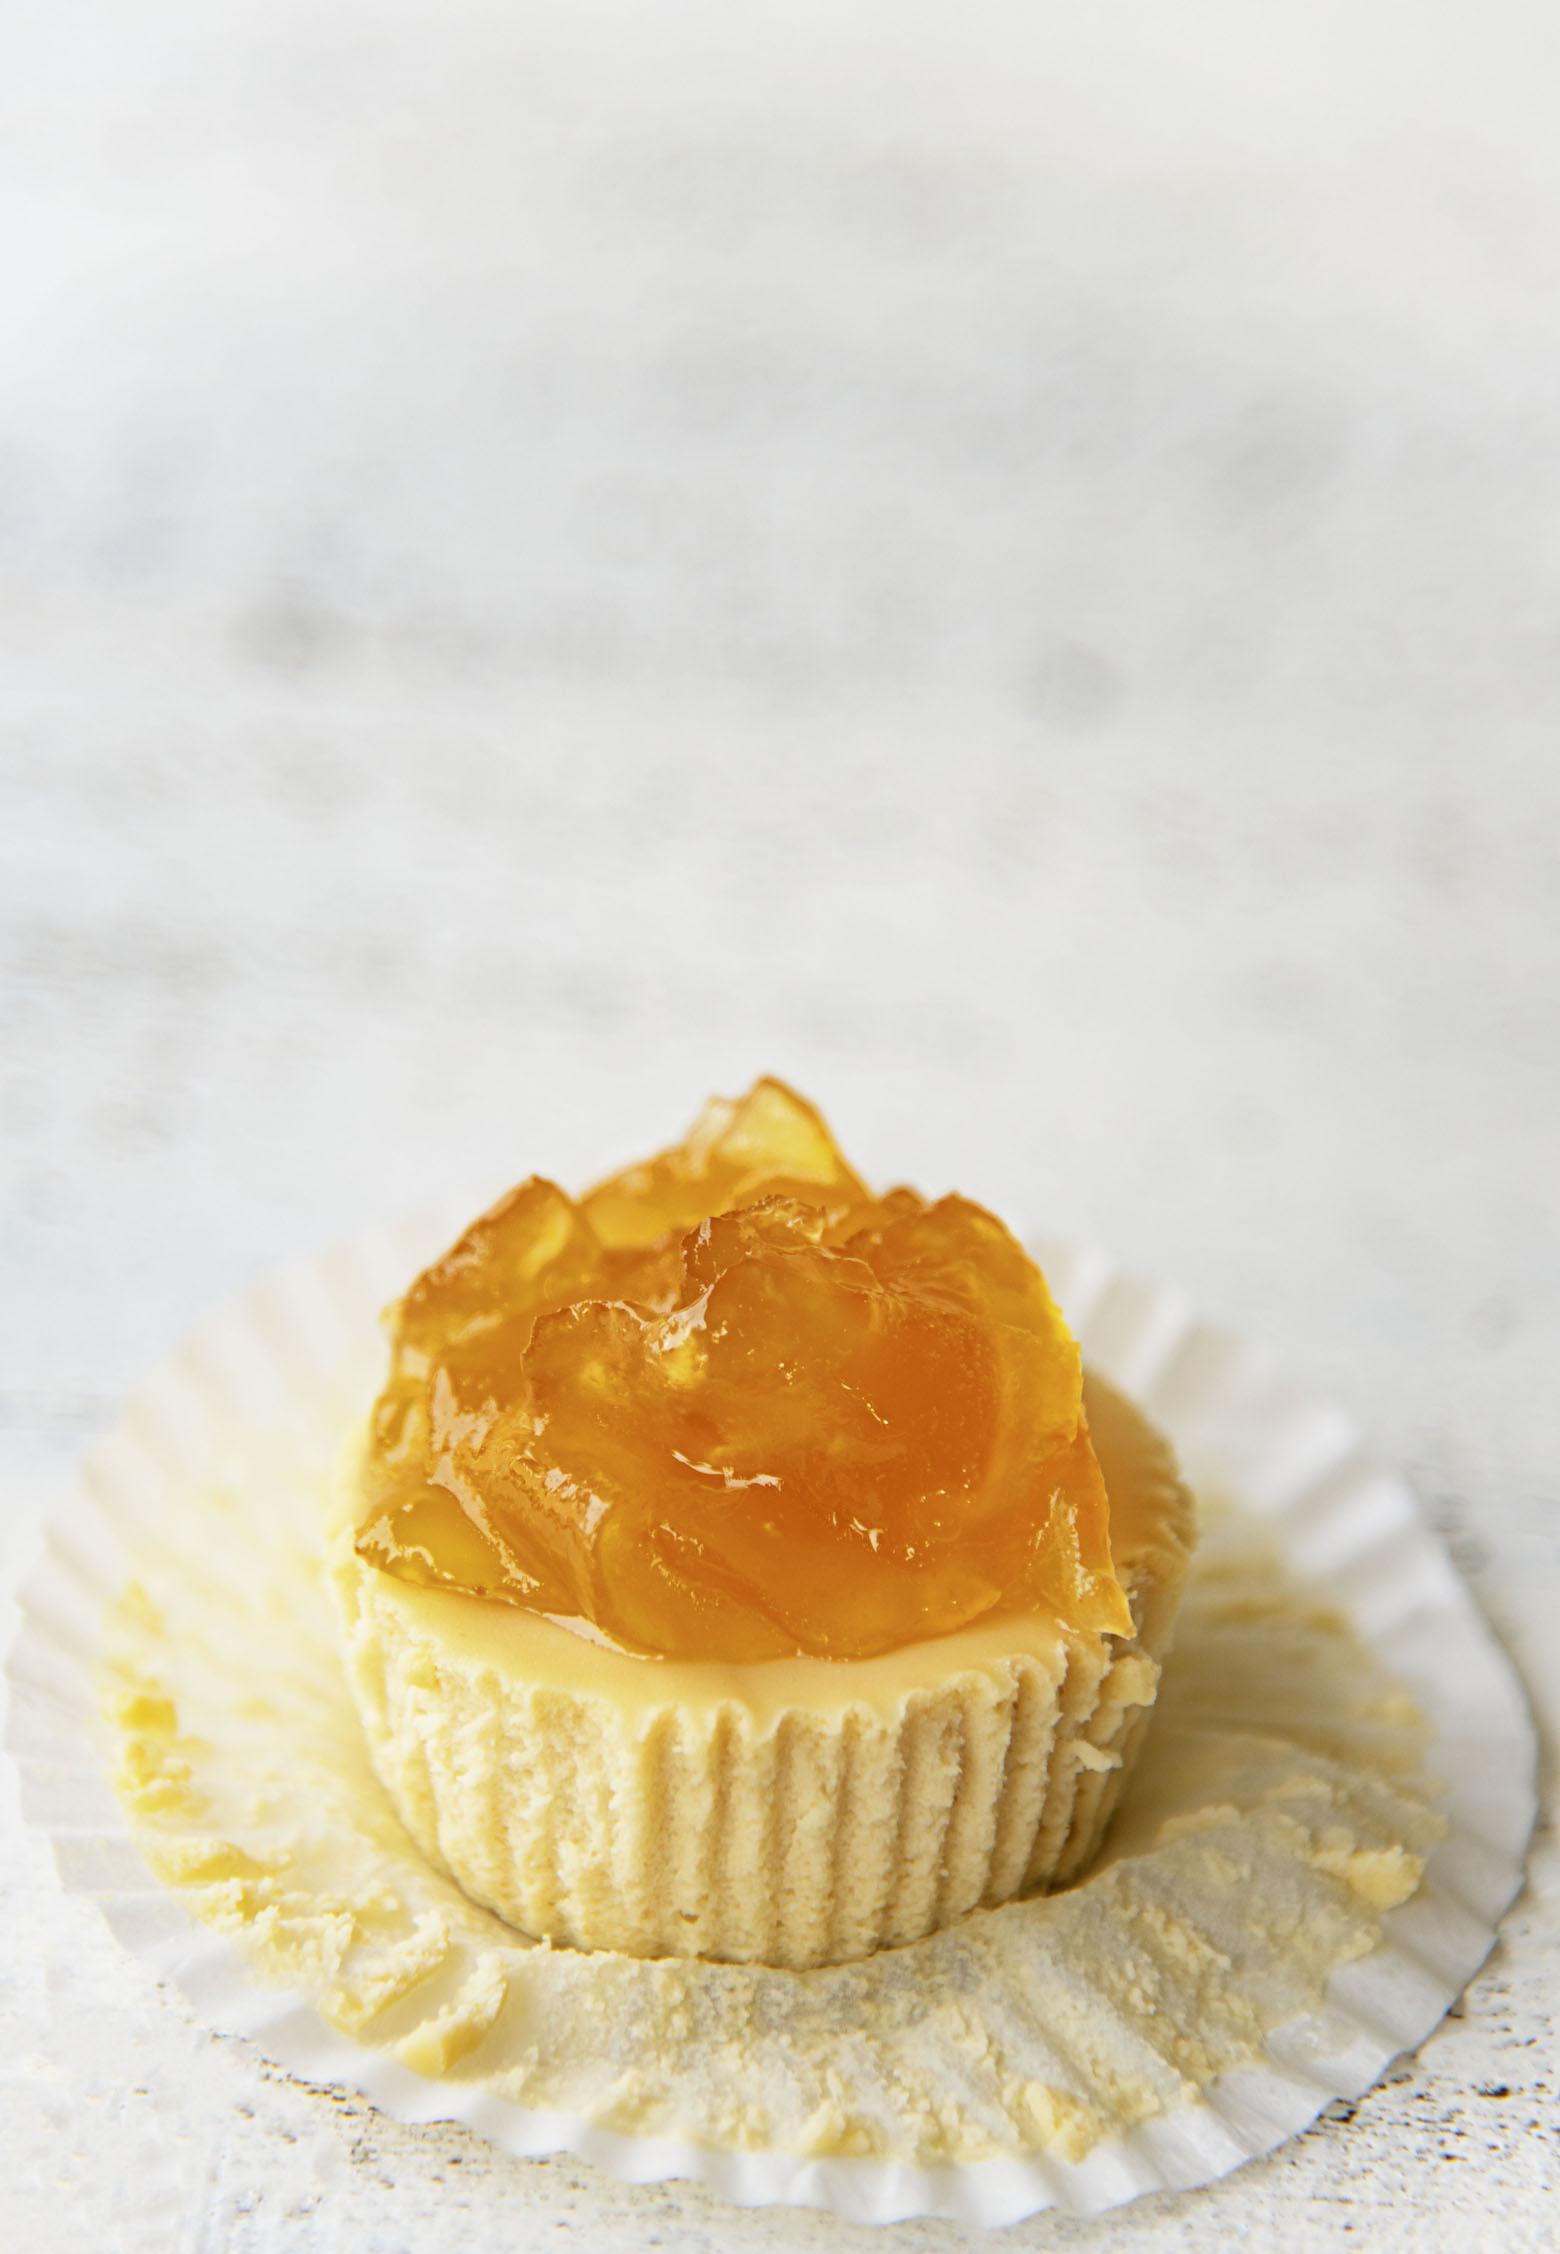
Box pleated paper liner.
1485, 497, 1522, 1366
5, 1218, 1537, 2228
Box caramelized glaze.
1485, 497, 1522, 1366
357, 1079, 1131, 1660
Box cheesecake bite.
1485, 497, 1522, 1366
331, 1081, 1196, 1967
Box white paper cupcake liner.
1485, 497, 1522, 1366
5, 1217, 1537, 2229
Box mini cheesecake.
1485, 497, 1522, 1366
331, 1081, 1197, 1968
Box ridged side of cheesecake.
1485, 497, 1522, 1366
328, 1374, 1194, 1970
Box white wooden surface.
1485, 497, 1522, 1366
2, 5, 1557, 2246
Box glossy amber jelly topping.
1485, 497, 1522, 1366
356, 1078, 1133, 1662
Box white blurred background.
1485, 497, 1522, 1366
2, 5, 1557, 2247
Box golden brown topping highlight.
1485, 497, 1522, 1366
357, 1078, 1131, 1661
